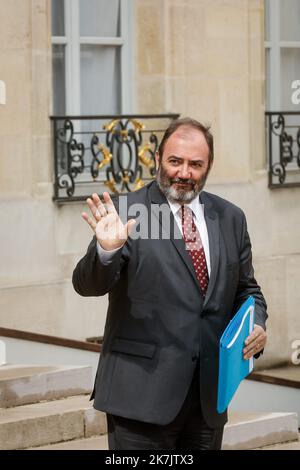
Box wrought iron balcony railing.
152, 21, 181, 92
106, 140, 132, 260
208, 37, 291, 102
266, 112, 300, 188
50, 114, 179, 203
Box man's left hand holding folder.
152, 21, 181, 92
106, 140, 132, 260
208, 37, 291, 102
243, 324, 267, 359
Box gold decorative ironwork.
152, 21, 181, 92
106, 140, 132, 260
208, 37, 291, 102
134, 177, 145, 191
138, 143, 155, 169
103, 118, 145, 137
97, 144, 112, 170
103, 119, 119, 133
52, 113, 179, 201
120, 129, 128, 140
105, 179, 118, 194
122, 170, 130, 184
129, 119, 145, 133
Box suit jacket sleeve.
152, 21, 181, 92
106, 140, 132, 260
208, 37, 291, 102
233, 213, 268, 330
72, 235, 129, 296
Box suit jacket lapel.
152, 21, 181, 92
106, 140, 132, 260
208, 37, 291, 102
200, 192, 220, 307
149, 182, 203, 294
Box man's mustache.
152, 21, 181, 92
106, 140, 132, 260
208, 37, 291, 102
170, 178, 195, 186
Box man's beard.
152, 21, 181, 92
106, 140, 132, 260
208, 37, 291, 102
156, 163, 208, 204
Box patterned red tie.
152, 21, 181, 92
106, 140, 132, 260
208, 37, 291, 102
181, 205, 209, 296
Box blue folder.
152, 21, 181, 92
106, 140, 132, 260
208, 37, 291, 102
217, 296, 255, 413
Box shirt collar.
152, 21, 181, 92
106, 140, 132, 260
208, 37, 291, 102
167, 193, 203, 219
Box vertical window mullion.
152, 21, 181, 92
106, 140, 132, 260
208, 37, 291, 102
269, 0, 280, 110
120, 0, 132, 113
73, 0, 81, 115
64, 0, 72, 115
65, 0, 80, 115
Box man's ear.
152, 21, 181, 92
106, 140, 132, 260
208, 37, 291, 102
155, 152, 160, 171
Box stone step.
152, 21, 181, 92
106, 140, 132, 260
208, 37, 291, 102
0, 364, 93, 408
29, 411, 299, 450
223, 411, 299, 450
30, 435, 108, 450
0, 394, 106, 450
256, 433, 300, 450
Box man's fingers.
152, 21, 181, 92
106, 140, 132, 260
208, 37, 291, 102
244, 332, 259, 346
103, 192, 118, 214
243, 328, 267, 358
244, 335, 265, 350
82, 212, 97, 231
86, 198, 101, 221
92, 193, 107, 217
126, 219, 136, 237
245, 325, 265, 346
243, 342, 262, 359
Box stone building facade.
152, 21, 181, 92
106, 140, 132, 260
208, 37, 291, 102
0, 0, 299, 368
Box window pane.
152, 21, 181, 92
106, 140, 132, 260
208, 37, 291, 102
280, 0, 300, 41
52, 45, 66, 115
264, 0, 270, 41
79, 0, 120, 37
281, 48, 300, 110
51, 0, 65, 36
80, 45, 121, 114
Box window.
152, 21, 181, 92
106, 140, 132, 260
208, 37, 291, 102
265, 0, 300, 187
265, 0, 300, 111
51, 0, 133, 116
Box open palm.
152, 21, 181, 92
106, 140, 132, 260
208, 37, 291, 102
82, 192, 135, 251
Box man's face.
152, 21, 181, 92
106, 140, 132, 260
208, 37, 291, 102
155, 127, 211, 204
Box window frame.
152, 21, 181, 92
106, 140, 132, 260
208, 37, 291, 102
265, 0, 300, 111
51, 0, 133, 115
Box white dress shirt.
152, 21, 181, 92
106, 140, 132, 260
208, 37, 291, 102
97, 193, 211, 276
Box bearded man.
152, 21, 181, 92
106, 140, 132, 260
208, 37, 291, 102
72, 117, 267, 450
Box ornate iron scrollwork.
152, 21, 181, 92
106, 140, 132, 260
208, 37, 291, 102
297, 128, 300, 169
281, 132, 293, 165
91, 118, 158, 194
270, 114, 285, 137
267, 112, 300, 188
91, 135, 112, 179
55, 119, 85, 197
271, 163, 286, 185
51, 113, 179, 201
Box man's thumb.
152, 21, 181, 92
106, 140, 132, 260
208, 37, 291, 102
126, 219, 136, 237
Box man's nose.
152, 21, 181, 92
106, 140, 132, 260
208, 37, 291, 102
178, 164, 191, 179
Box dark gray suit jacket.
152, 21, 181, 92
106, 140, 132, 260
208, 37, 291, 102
72, 181, 267, 428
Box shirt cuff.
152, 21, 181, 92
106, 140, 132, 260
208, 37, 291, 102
96, 241, 122, 265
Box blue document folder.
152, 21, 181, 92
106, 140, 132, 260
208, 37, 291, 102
217, 296, 255, 413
